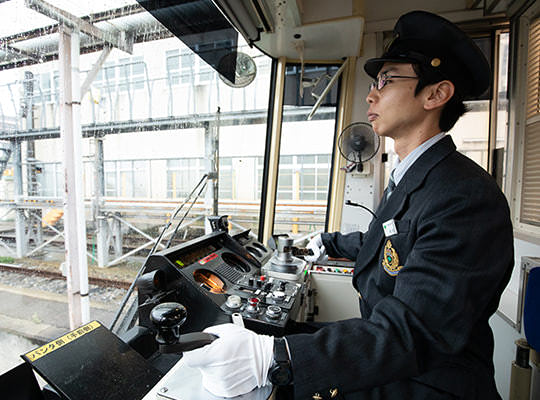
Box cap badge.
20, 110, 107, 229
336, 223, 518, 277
382, 239, 403, 276
431, 58, 441, 67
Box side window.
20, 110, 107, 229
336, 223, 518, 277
498, 10, 540, 331
520, 17, 540, 227
272, 64, 340, 236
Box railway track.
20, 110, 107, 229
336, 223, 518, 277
0, 230, 196, 254
0, 263, 132, 290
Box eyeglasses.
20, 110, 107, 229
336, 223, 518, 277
369, 74, 419, 92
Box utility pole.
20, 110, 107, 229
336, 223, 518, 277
59, 25, 90, 328
25, 0, 134, 328
23, 71, 43, 247
204, 108, 220, 219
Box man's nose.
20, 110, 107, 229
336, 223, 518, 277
366, 88, 376, 104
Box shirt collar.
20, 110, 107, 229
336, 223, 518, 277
392, 132, 446, 185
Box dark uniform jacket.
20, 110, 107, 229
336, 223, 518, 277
285, 136, 514, 399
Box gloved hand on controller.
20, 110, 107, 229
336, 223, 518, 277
182, 323, 274, 398
304, 233, 327, 263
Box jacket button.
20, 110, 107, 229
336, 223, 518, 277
312, 393, 323, 400
330, 388, 339, 398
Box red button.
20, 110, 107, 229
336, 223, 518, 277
248, 297, 259, 306
260, 276, 266, 281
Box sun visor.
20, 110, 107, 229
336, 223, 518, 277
137, 0, 239, 84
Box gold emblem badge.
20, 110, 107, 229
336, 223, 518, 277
382, 239, 403, 276
431, 58, 441, 67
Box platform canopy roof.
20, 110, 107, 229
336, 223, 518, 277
0, 0, 240, 80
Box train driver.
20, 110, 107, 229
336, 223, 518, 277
182, 10, 514, 400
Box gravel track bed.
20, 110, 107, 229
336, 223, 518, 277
0, 270, 127, 304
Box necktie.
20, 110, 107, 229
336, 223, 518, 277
386, 171, 396, 200
375, 171, 396, 215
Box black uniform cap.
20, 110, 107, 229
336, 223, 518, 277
364, 10, 490, 98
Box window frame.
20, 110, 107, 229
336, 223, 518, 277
506, 4, 540, 243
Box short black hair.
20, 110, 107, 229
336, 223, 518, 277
412, 63, 468, 132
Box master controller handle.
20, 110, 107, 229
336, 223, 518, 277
267, 234, 314, 257
150, 302, 217, 353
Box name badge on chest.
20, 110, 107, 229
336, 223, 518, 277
382, 219, 398, 237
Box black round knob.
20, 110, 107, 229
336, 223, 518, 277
150, 302, 187, 328
136, 269, 165, 292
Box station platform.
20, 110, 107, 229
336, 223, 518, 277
0, 283, 118, 344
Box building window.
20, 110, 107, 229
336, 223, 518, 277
166, 49, 180, 85
167, 49, 197, 86
104, 160, 149, 198
167, 158, 205, 198
132, 57, 145, 90
298, 154, 330, 201
53, 71, 60, 103
277, 155, 294, 201
180, 51, 195, 84
275, 154, 332, 202
193, 43, 215, 84
133, 160, 149, 198
104, 161, 117, 197
95, 62, 116, 90
219, 157, 233, 200
118, 57, 145, 91
40, 73, 51, 102
35, 162, 62, 197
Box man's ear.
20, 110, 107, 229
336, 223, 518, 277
423, 80, 455, 111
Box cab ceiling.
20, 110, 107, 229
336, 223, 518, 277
218, 0, 522, 61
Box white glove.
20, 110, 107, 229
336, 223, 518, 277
304, 234, 327, 263
182, 323, 274, 398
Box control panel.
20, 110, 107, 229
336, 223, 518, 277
311, 260, 355, 276
138, 230, 306, 336
312, 265, 354, 275
221, 276, 303, 331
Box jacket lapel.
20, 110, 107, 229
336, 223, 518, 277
352, 135, 457, 285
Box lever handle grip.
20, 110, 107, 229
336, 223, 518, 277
292, 247, 314, 257
159, 332, 218, 353
178, 332, 218, 351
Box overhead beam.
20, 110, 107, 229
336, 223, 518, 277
485, 0, 503, 14
3, 44, 40, 62
0, 109, 336, 141
1, 4, 144, 46
466, 0, 483, 9
0, 4, 168, 71
25, 0, 133, 54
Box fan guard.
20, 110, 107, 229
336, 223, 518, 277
338, 122, 380, 163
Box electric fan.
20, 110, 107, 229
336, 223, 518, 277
338, 122, 380, 166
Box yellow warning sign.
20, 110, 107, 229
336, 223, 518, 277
24, 321, 101, 362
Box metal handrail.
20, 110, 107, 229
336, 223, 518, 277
109, 173, 209, 331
